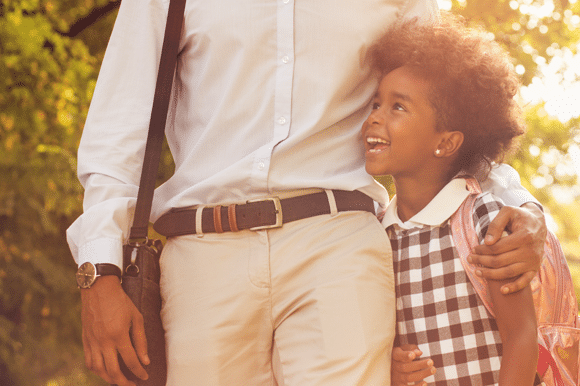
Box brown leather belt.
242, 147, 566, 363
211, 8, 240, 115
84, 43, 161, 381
153, 190, 375, 237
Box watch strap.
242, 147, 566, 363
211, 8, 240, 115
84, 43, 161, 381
95, 263, 122, 278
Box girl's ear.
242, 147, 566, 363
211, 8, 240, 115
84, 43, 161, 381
435, 131, 464, 158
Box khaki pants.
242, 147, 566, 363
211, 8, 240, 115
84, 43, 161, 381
160, 211, 395, 385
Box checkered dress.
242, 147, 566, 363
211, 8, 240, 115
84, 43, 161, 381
388, 193, 504, 385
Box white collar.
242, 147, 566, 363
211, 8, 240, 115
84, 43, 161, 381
382, 178, 471, 230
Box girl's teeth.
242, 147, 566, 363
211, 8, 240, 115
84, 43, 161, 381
367, 137, 388, 144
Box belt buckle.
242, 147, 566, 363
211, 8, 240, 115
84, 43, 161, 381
246, 196, 283, 231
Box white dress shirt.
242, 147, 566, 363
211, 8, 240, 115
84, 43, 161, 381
66, 0, 535, 269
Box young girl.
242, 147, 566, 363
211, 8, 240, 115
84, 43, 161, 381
362, 14, 539, 385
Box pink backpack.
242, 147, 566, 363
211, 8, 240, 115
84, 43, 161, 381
450, 177, 580, 386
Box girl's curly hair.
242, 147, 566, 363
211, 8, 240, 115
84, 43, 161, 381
367, 12, 525, 178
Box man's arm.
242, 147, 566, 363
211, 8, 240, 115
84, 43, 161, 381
67, 0, 173, 380
81, 277, 150, 386
469, 202, 546, 294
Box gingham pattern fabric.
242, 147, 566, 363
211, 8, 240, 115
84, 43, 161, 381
388, 193, 504, 385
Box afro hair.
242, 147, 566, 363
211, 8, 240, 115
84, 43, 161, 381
367, 12, 525, 177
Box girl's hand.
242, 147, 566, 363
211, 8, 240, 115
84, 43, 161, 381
391, 344, 436, 386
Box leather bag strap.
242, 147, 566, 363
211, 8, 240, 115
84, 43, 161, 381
129, 0, 186, 240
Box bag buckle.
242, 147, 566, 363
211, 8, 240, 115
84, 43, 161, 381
128, 237, 148, 247
247, 196, 283, 231
126, 237, 149, 275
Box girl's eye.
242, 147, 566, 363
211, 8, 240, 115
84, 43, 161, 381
372, 102, 380, 110
393, 103, 405, 111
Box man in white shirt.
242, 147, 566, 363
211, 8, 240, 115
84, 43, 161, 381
67, 1, 546, 385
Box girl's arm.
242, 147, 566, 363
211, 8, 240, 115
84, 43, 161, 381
488, 277, 538, 386
473, 194, 538, 385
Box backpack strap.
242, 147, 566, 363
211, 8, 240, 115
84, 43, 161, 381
538, 344, 566, 386
535, 230, 580, 326
449, 177, 495, 316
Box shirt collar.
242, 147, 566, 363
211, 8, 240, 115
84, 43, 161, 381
382, 178, 471, 229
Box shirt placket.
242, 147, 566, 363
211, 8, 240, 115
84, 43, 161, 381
251, 0, 295, 192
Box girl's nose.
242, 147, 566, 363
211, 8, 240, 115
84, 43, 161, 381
367, 109, 383, 125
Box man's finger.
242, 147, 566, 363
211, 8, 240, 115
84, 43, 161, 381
469, 246, 529, 269
118, 338, 149, 381
483, 207, 513, 245
473, 261, 529, 281
90, 348, 114, 384
500, 270, 537, 294
474, 230, 525, 256
131, 311, 150, 367
104, 346, 136, 386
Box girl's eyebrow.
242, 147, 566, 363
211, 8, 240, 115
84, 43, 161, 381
391, 91, 412, 103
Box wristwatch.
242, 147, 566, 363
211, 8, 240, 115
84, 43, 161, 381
76, 262, 122, 289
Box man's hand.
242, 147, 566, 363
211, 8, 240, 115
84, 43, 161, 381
469, 202, 546, 295
81, 275, 150, 386
391, 344, 436, 386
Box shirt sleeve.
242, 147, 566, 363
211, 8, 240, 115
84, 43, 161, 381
477, 163, 542, 209
66, 0, 171, 268
401, 0, 439, 22
472, 193, 504, 245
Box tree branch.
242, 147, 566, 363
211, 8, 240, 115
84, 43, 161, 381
60, 0, 121, 37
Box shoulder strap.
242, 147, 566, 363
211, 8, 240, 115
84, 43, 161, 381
129, 0, 186, 241
534, 230, 580, 326
449, 177, 496, 316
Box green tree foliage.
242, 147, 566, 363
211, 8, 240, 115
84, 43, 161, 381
0, 0, 115, 384
0, 0, 578, 384
444, 0, 580, 300
444, 0, 580, 239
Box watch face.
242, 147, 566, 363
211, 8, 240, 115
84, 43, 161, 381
76, 262, 97, 289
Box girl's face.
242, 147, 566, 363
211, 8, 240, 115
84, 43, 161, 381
361, 65, 441, 178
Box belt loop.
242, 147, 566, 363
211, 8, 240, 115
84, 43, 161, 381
196, 205, 206, 238
228, 204, 239, 232
213, 205, 224, 233
325, 189, 338, 216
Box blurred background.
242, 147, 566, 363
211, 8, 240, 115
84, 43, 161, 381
0, 0, 579, 384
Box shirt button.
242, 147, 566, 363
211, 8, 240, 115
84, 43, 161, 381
258, 161, 265, 170
282, 56, 290, 64
277, 116, 286, 125
282, 0, 290, 3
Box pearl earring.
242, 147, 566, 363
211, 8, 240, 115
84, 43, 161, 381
435, 149, 442, 156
